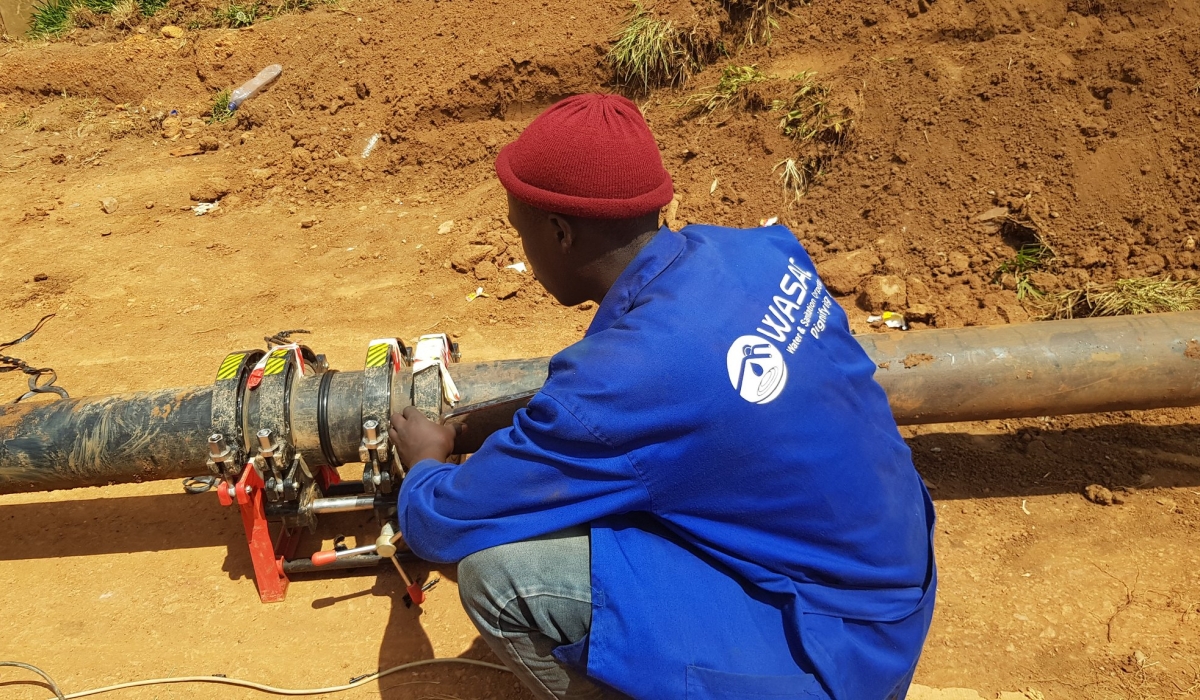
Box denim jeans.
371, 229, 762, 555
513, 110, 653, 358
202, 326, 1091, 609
457, 527, 631, 700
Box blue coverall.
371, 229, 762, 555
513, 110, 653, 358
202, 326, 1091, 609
400, 224, 937, 699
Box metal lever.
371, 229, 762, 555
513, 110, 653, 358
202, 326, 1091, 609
309, 523, 429, 605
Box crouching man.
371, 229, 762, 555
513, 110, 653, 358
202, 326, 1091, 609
390, 94, 936, 700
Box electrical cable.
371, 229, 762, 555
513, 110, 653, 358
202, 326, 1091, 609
0, 661, 66, 700
1, 657, 511, 700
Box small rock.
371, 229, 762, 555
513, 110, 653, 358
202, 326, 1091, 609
492, 270, 523, 300
300, 217, 318, 229
976, 206, 1009, 222
190, 177, 231, 202
198, 136, 219, 152
859, 275, 907, 312
1077, 247, 1105, 267
160, 115, 183, 140
160, 25, 185, 38
100, 197, 118, 214
905, 303, 938, 324
948, 252, 970, 274
1027, 271, 1061, 293
32, 273, 48, 282
474, 260, 498, 281
1083, 484, 1115, 506
905, 275, 931, 304
437, 220, 455, 235
450, 244, 495, 273
995, 304, 1030, 324
145, 201, 155, 209
818, 249, 881, 295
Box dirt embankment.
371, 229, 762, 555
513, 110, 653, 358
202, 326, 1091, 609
1, 1, 1199, 699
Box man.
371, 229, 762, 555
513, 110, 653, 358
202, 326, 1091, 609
389, 94, 936, 700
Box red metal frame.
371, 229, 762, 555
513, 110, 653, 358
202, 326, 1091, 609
218, 462, 291, 603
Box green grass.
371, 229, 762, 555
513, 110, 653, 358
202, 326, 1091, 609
139, 0, 169, 15
28, 0, 74, 38
30, 0, 167, 37
607, 2, 693, 90
994, 243, 1052, 301
682, 64, 771, 115
213, 1, 263, 27
1039, 277, 1200, 319
773, 71, 853, 146
80, 0, 117, 12
207, 89, 234, 124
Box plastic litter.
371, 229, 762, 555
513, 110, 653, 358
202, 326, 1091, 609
505, 262, 527, 274
760, 216, 778, 227
362, 133, 381, 159
867, 312, 908, 331
228, 65, 282, 111
466, 287, 489, 302
192, 202, 219, 216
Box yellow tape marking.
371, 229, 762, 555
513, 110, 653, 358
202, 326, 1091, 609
216, 353, 246, 381
263, 349, 289, 376
366, 343, 390, 368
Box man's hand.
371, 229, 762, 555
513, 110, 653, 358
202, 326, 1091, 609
389, 406, 459, 468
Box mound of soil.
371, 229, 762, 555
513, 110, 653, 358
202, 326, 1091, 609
2, 1, 1200, 698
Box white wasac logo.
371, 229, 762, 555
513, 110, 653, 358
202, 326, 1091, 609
726, 335, 788, 404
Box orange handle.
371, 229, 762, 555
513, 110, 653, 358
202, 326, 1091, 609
407, 582, 425, 605
311, 550, 338, 566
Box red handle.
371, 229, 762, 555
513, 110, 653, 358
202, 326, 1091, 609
311, 550, 338, 566
406, 582, 425, 605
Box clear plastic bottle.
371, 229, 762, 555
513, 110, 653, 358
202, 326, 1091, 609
228, 64, 282, 111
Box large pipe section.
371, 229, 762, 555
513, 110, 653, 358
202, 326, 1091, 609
860, 311, 1200, 424
2, 312, 1199, 496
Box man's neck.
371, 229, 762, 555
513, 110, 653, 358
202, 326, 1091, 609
583, 225, 662, 303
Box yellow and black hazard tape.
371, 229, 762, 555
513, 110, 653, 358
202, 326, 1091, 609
263, 349, 290, 376
216, 353, 246, 381
366, 343, 391, 369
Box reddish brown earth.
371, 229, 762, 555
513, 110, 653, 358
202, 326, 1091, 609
1, 0, 1199, 698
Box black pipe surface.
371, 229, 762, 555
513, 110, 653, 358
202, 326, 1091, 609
0, 386, 213, 494
3, 313, 1199, 495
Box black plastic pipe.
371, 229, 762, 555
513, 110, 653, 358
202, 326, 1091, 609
2, 313, 1199, 495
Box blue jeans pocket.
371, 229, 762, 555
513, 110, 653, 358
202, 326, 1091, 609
686, 665, 827, 699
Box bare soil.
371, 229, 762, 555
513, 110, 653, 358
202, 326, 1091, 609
1, 1, 1199, 698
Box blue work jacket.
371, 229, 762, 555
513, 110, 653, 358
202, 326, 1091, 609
399, 224, 936, 700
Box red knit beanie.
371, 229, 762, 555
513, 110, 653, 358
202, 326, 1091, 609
495, 94, 674, 219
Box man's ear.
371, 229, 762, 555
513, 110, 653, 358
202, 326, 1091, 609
547, 214, 575, 254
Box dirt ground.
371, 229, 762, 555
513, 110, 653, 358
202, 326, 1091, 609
2, 0, 1199, 698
